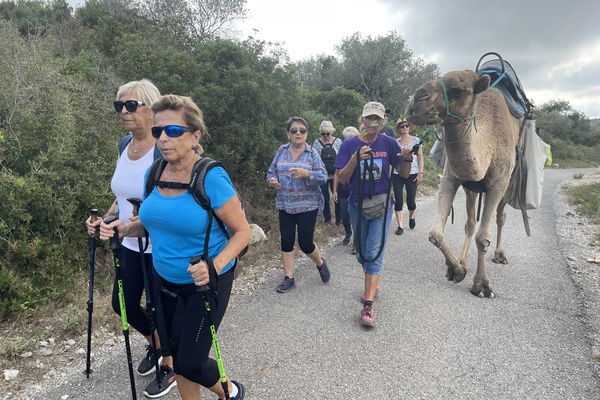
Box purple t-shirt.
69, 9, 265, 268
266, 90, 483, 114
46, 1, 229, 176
335, 134, 403, 203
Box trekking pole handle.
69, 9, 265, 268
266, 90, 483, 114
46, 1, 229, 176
190, 256, 210, 292
127, 197, 142, 217
90, 208, 98, 222
103, 215, 121, 250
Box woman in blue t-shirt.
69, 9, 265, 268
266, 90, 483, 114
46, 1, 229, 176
335, 101, 412, 328
100, 95, 250, 400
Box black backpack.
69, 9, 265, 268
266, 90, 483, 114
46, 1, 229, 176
318, 138, 338, 174
144, 157, 248, 263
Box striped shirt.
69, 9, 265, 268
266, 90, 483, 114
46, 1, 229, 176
267, 143, 328, 214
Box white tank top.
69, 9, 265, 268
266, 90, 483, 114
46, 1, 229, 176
110, 144, 155, 253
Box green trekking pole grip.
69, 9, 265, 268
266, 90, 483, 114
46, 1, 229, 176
189, 255, 229, 400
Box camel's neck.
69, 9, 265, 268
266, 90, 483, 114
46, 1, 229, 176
443, 120, 486, 181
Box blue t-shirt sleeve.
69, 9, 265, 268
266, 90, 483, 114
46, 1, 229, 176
204, 166, 237, 210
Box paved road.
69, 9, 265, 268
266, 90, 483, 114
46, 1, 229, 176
17, 169, 600, 399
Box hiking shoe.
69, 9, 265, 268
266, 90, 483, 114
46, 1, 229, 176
342, 233, 352, 246
276, 276, 295, 293
395, 226, 404, 235
143, 365, 177, 398
409, 218, 416, 229
360, 305, 376, 327
229, 380, 246, 400
137, 345, 162, 376
316, 259, 331, 283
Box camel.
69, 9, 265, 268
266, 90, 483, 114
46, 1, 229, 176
407, 70, 521, 298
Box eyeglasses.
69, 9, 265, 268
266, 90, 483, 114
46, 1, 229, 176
290, 128, 307, 134
321, 132, 331, 136
399, 124, 410, 129
151, 125, 195, 139
114, 100, 145, 113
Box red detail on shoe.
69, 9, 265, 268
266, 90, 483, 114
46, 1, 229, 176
360, 306, 376, 327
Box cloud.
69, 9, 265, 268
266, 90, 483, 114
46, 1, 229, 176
380, 0, 600, 116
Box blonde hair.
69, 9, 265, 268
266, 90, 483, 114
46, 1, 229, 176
151, 95, 209, 155
342, 126, 359, 139
116, 79, 161, 106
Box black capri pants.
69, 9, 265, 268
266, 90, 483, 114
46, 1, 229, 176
154, 267, 234, 387
391, 173, 418, 212
279, 209, 318, 254
111, 247, 153, 337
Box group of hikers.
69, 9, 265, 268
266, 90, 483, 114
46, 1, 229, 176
85, 78, 424, 399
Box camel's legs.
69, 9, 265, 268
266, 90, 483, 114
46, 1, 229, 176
458, 189, 478, 267
429, 176, 465, 282
492, 200, 508, 264
471, 187, 506, 298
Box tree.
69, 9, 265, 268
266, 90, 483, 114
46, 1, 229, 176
336, 32, 438, 116
140, 0, 248, 43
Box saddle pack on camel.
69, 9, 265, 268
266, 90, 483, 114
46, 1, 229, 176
476, 52, 550, 236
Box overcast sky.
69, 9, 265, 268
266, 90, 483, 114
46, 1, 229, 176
238, 0, 600, 118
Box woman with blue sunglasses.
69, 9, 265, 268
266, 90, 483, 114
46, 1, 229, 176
100, 94, 250, 400
86, 80, 177, 398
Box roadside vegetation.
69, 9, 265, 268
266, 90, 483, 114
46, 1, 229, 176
0, 0, 598, 382
565, 180, 600, 244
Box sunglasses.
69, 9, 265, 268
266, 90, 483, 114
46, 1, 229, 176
290, 128, 307, 134
399, 124, 410, 129
151, 125, 195, 139
321, 132, 331, 136
114, 100, 145, 113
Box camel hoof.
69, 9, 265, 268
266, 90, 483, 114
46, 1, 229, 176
470, 285, 496, 298
492, 256, 508, 264
453, 267, 467, 283
446, 267, 454, 281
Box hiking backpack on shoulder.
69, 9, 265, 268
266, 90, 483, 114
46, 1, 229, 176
318, 138, 338, 175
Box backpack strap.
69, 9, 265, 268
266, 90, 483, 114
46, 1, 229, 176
144, 157, 168, 198
119, 132, 161, 160
118, 134, 133, 156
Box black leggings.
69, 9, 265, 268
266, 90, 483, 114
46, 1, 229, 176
154, 268, 234, 387
279, 209, 318, 254
391, 173, 417, 212
111, 247, 153, 337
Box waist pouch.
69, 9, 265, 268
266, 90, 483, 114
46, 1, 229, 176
357, 193, 387, 220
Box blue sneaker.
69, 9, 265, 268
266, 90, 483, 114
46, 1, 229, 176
316, 259, 330, 283
276, 276, 295, 293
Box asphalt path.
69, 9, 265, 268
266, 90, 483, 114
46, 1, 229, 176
17, 168, 600, 399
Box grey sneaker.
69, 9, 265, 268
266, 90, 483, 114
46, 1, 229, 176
276, 276, 295, 293
143, 365, 177, 398
137, 345, 162, 376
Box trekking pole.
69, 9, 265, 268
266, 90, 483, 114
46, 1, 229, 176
83, 208, 98, 379
189, 255, 230, 400
126, 198, 162, 391
104, 215, 137, 400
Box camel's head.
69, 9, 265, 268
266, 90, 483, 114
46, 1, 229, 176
407, 70, 490, 125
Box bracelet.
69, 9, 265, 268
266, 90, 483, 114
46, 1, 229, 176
419, 172, 424, 175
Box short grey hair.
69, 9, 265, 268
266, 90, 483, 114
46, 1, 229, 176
116, 79, 161, 107
286, 116, 308, 132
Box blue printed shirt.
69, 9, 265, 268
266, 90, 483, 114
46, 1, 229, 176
266, 143, 328, 214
